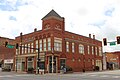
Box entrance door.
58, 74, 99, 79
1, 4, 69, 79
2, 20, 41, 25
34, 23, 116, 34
22, 62, 25, 71
60, 59, 66, 69
49, 56, 57, 73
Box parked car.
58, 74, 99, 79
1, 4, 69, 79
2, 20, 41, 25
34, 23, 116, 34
2, 67, 11, 72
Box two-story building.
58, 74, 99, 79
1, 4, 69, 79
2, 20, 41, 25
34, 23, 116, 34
0, 37, 15, 70
15, 10, 103, 73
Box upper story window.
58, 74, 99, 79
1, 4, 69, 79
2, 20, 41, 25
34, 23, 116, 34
54, 37, 62, 51
95, 47, 98, 55
21, 44, 24, 54
66, 42, 69, 52
99, 47, 102, 56
24, 44, 27, 54
92, 46, 94, 55
88, 45, 90, 54
72, 43, 75, 53
43, 39, 46, 51
48, 38, 51, 51
36, 40, 38, 52
79, 44, 84, 54
39, 40, 42, 52
31, 43, 33, 53
28, 43, 30, 53
18, 46, 20, 55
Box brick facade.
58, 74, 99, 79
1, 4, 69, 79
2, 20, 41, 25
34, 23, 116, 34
105, 52, 120, 69
15, 10, 103, 73
0, 37, 15, 70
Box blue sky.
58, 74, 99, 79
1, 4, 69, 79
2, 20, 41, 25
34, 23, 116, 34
0, 0, 120, 52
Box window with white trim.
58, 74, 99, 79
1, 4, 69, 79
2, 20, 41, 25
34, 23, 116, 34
28, 43, 30, 53
54, 38, 62, 51
95, 47, 98, 55
21, 44, 24, 54
18, 46, 20, 55
39, 40, 42, 52
99, 47, 102, 56
88, 45, 90, 54
31, 43, 33, 53
36, 40, 38, 52
79, 44, 84, 54
25, 44, 27, 54
48, 38, 51, 51
92, 46, 94, 55
72, 43, 75, 53
66, 42, 69, 52
43, 39, 46, 51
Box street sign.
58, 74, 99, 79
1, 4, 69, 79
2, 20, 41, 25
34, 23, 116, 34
110, 42, 116, 46
7, 44, 14, 48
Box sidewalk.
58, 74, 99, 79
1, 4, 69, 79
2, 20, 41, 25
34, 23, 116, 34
6, 69, 120, 76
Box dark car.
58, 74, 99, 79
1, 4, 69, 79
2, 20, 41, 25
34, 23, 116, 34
2, 66, 11, 72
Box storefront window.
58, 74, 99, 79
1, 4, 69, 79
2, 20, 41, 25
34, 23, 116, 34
54, 37, 62, 51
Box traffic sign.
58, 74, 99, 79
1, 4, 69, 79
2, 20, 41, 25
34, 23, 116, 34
7, 44, 14, 48
110, 42, 116, 46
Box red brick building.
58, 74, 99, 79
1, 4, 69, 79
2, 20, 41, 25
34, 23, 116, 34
105, 52, 120, 69
0, 37, 15, 70
15, 10, 103, 73
113, 51, 120, 68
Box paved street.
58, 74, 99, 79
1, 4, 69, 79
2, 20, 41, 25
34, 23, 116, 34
0, 70, 120, 80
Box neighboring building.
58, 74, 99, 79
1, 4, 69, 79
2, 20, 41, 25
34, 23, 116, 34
15, 10, 103, 73
0, 36, 16, 70
105, 52, 119, 70
113, 51, 120, 69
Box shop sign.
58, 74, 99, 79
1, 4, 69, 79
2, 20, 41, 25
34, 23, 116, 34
4, 59, 13, 64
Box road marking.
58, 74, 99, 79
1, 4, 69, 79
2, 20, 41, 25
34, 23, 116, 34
100, 75, 108, 77
112, 76, 120, 78
0, 75, 13, 78
89, 75, 96, 76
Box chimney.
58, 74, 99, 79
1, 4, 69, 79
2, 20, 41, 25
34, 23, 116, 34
93, 35, 95, 39
89, 34, 91, 38
20, 32, 23, 42
34, 28, 37, 32
20, 32, 22, 36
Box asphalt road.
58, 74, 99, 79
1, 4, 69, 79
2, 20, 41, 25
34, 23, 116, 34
0, 70, 120, 80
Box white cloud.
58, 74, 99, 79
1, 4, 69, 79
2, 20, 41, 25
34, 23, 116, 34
0, 0, 120, 52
